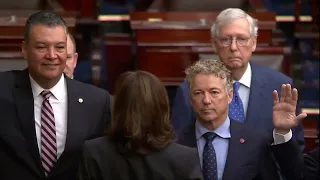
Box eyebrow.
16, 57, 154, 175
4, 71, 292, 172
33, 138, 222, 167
35, 41, 66, 44
193, 87, 220, 91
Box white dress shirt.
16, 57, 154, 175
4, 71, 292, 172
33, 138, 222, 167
30, 75, 68, 159
234, 63, 292, 144
234, 63, 252, 117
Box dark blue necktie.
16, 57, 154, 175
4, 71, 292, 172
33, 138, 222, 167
202, 132, 218, 180
229, 82, 245, 123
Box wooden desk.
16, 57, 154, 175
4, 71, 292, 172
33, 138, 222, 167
130, 12, 276, 45
302, 110, 319, 153
0, 10, 76, 39
0, 17, 75, 36
0, 11, 77, 56
138, 45, 290, 85
104, 33, 133, 93
129, 12, 288, 85
0, 51, 26, 72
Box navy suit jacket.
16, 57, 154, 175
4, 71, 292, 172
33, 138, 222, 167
171, 63, 305, 151
178, 119, 304, 180
0, 69, 112, 180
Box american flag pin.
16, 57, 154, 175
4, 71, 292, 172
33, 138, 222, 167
240, 138, 245, 143
78, 98, 83, 103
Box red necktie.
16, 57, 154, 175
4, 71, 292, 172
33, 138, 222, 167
40, 90, 57, 176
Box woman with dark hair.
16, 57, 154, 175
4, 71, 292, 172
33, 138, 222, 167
78, 71, 203, 180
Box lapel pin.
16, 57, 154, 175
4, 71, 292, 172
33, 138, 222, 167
240, 138, 245, 144
78, 98, 83, 103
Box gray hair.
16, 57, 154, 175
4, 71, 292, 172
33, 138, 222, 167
24, 11, 68, 43
185, 59, 233, 92
210, 8, 258, 38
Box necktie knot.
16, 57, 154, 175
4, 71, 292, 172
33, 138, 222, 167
203, 132, 217, 142
233, 82, 241, 92
41, 90, 52, 100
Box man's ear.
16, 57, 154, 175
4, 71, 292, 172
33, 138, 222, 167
211, 39, 217, 53
251, 36, 257, 52
73, 52, 78, 68
21, 41, 27, 59
228, 89, 233, 104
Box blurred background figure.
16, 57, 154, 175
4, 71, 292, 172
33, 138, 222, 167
64, 33, 78, 79
147, 0, 250, 12
79, 71, 203, 180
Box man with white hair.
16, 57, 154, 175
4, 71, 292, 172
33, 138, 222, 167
172, 8, 305, 150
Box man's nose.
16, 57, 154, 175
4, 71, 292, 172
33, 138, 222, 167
230, 39, 238, 51
202, 93, 212, 104
46, 48, 57, 59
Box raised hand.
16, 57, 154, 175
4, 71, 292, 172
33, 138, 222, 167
272, 84, 307, 134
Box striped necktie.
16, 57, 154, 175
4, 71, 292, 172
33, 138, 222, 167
40, 90, 57, 176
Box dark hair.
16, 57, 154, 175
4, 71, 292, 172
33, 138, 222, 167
24, 11, 68, 43
108, 71, 175, 154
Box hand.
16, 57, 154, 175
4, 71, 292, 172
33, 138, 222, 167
273, 84, 307, 135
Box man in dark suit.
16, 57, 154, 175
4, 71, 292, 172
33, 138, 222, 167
171, 8, 305, 151
303, 147, 319, 180
178, 59, 306, 180
0, 11, 111, 180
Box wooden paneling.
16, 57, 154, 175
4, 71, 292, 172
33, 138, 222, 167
131, 12, 275, 45
0, 44, 21, 51
137, 45, 290, 85
104, 33, 133, 94
130, 12, 288, 85
130, 12, 276, 22
302, 114, 319, 153
57, 0, 96, 18
0, 1, 40, 10
0, 12, 76, 38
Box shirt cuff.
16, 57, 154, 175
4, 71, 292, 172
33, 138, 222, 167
272, 129, 292, 145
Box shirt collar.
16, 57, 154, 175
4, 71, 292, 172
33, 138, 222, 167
195, 116, 231, 140
233, 63, 252, 88
29, 74, 66, 101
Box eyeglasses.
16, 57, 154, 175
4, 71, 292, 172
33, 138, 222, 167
216, 37, 251, 47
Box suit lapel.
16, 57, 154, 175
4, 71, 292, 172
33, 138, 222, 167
222, 120, 247, 180
12, 69, 43, 177
64, 77, 89, 152
245, 63, 268, 127
178, 121, 197, 148
50, 77, 89, 176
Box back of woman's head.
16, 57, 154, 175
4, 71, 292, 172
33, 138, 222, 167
109, 71, 175, 154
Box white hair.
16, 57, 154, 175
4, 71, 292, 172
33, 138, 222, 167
210, 8, 258, 38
